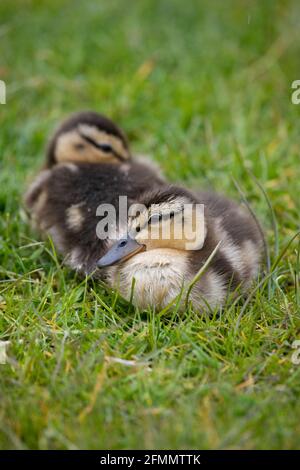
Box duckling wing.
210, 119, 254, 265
190, 191, 264, 297
195, 190, 263, 248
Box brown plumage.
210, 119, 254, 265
25, 161, 166, 273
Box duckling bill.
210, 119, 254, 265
98, 236, 146, 267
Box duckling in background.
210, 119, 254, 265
97, 185, 263, 311
25, 111, 165, 273
45, 111, 131, 167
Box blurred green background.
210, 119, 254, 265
0, 0, 300, 450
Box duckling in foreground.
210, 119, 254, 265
25, 111, 165, 273
97, 185, 263, 311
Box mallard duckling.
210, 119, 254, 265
97, 185, 263, 311
25, 112, 165, 273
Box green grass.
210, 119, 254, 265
1, 0, 300, 450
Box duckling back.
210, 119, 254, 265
25, 158, 165, 274
188, 191, 263, 308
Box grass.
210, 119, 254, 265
0, 0, 300, 450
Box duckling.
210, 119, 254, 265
25, 111, 165, 273
97, 185, 263, 311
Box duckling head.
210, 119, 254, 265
47, 111, 131, 167
97, 187, 207, 310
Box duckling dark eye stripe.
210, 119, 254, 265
79, 133, 125, 161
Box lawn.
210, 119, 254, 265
0, 0, 300, 450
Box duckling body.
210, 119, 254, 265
25, 112, 165, 273
98, 186, 263, 311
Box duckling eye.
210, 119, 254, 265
136, 226, 141, 233
119, 240, 127, 248
99, 144, 113, 153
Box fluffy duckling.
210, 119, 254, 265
25, 112, 165, 273
97, 185, 263, 311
